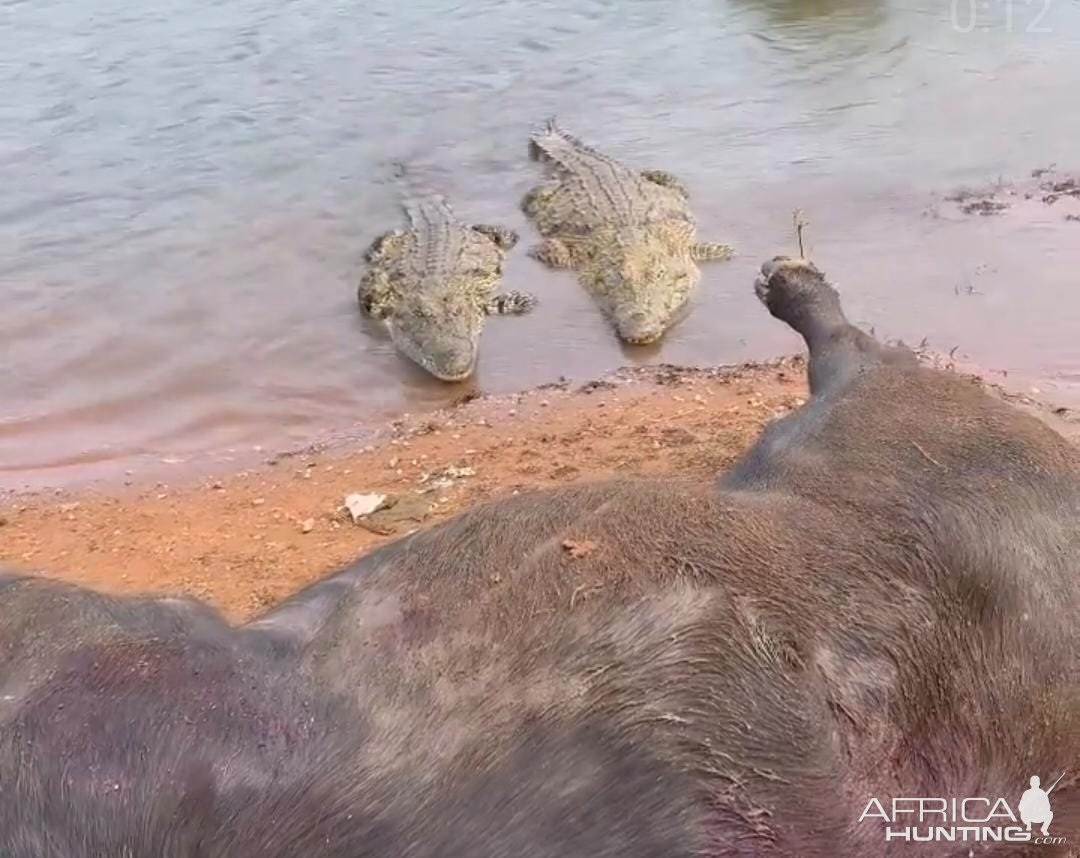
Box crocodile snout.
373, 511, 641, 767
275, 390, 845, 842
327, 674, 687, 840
424, 342, 478, 382
390, 323, 479, 383
616, 312, 665, 346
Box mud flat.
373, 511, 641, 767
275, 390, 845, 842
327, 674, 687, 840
1, 354, 1076, 622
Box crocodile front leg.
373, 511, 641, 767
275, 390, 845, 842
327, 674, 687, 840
358, 270, 396, 319
691, 241, 735, 262
471, 224, 519, 250
529, 238, 574, 269
363, 230, 407, 264
486, 290, 538, 315
521, 182, 559, 219
641, 170, 690, 200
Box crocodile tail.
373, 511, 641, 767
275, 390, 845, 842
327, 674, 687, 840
402, 194, 455, 230
528, 117, 579, 162
528, 118, 621, 175
390, 161, 456, 228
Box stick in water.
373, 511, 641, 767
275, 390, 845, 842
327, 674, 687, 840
792, 209, 809, 258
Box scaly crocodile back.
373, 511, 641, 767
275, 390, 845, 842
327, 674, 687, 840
402, 194, 468, 286
391, 167, 471, 290
528, 118, 648, 226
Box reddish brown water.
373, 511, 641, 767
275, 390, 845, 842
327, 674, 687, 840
3, 0, 1080, 491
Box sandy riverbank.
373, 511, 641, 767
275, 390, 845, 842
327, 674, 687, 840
1, 354, 1076, 622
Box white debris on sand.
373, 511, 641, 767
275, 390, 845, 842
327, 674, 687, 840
343, 492, 390, 523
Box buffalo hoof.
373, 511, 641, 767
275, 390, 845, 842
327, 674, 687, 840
753, 256, 846, 341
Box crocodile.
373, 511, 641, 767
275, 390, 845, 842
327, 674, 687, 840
522, 120, 733, 344
359, 194, 536, 382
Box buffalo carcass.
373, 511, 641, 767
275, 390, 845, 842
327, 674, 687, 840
2, 257, 1077, 857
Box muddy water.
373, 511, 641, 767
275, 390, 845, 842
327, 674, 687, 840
3, 0, 1080, 490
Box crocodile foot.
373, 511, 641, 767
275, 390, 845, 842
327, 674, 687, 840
471, 224, 519, 250
528, 238, 574, 269
692, 242, 735, 262
487, 291, 538, 315
641, 170, 690, 200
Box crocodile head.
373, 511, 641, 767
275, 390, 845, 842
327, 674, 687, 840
595, 232, 700, 345
362, 223, 507, 382
387, 288, 488, 382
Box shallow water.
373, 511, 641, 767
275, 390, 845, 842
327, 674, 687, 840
3, 0, 1080, 489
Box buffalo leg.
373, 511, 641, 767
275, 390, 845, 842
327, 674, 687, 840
754, 256, 913, 396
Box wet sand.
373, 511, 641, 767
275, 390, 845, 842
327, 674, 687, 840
3, 353, 1077, 622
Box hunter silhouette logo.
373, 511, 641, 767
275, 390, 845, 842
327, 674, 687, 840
1019, 773, 1065, 837
859, 772, 1068, 846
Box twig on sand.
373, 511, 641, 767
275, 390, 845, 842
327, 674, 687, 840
912, 441, 945, 470
792, 209, 809, 258
569, 583, 603, 609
